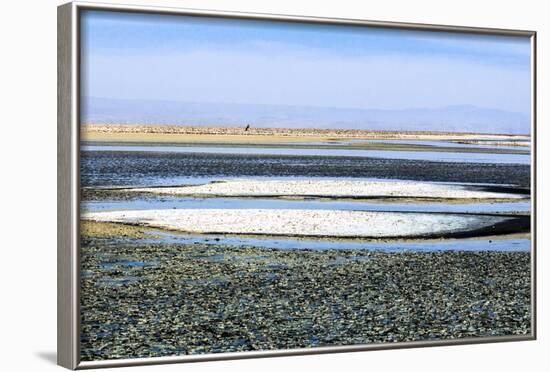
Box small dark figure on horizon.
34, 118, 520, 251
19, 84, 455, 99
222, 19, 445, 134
245, 124, 250, 132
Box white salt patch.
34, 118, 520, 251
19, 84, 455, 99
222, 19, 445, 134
83, 209, 510, 238
128, 179, 524, 200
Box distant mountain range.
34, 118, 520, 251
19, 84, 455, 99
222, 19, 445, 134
82, 97, 530, 134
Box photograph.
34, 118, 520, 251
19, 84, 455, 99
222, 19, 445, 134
77, 8, 533, 362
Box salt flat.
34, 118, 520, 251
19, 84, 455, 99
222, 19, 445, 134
83, 209, 513, 238
127, 179, 525, 200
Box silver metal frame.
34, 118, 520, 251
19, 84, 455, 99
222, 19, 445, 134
57, 1, 537, 369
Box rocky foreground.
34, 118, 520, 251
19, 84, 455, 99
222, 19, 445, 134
80, 236, 531, 361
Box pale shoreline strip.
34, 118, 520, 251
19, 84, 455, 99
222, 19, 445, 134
82, 124, 531, 141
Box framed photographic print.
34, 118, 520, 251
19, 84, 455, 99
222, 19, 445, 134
57, 1, 536, 369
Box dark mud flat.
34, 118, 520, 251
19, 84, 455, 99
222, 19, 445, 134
81, 151, 530, 187
80, 237, 531, 361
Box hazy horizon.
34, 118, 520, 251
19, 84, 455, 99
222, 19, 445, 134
81, 10, 532, 133
81, 97, 530, 134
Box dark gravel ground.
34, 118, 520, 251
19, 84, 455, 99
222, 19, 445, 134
81, 151, 531, 188
80, 237, 531, 361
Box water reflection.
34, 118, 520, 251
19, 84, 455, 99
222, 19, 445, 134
144, 231, 530, 252
82, 144, 530, 165
82, 195, 531, 214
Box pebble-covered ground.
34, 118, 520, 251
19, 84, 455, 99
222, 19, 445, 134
80, 235, 531, 361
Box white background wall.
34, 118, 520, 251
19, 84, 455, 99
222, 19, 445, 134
0, 0, 546, 371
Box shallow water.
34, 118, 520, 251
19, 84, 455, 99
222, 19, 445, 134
81, 142, 532, 253
364, 139, 530, 151
82, 196, 531, 214
145, 231, 530, 252
82, 144, 530, 165
239, 138, 530, 150
99, 260, 156, 270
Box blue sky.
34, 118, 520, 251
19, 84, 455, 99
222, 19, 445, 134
81, 10, 532, 119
